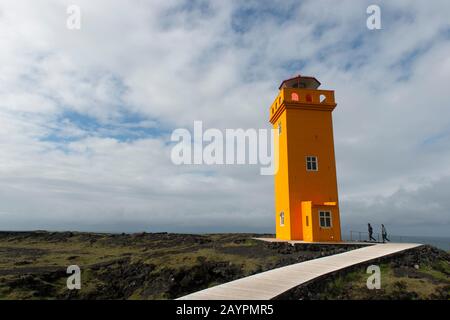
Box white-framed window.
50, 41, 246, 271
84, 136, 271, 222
278, 122, 282, 135
279, 211, 285, 226
319, 211, 332, 228
306, 156, 318, 171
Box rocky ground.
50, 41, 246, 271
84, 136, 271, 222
0, 231, 361, 299
0, 231, 448, 300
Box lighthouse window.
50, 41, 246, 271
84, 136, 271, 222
280, 212, 285, 226
319, 211, 332, 228
306, 156, 318, 171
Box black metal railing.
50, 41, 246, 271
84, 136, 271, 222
345, 230, 404, 243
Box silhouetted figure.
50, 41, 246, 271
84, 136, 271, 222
381, 224, 390, 243
368, 223, 376, 241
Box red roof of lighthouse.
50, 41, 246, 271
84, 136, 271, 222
279, 75, 321, 90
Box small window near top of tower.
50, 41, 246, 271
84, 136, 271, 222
306, 216, 309, 227
306, 156, 318, 171
278, 122, 282, 135
319, 211, 332, 228
280, 212, 285, 226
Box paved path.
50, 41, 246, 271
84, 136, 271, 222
177, 243, 421, 300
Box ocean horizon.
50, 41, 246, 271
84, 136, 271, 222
343, 233, 450, 251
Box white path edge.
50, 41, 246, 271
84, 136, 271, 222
177, 243, 422, 300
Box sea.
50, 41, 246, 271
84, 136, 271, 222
342, 234, 450, 251
388, 235, 450, 251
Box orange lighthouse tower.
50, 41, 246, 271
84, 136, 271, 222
269, 75, 342, 242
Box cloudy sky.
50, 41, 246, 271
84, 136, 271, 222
0, 0, 449, 237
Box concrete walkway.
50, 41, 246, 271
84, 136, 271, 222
177, 243, 421, 300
